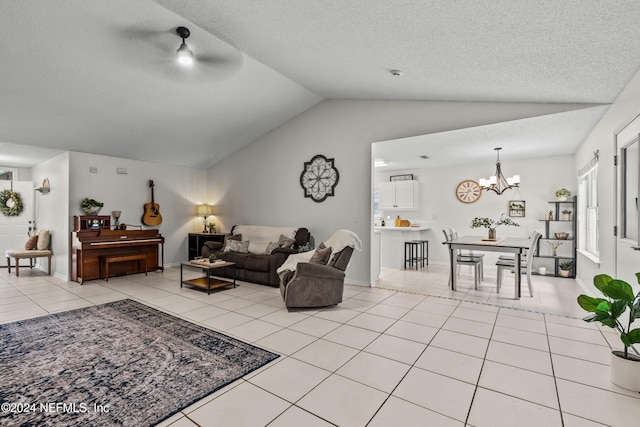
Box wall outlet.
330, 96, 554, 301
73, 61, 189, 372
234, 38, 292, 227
89, 166, 98, 173
117, 168, 128, 175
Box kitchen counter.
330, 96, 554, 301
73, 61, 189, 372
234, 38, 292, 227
374, 225, 431, 231
374, 225, 431, 270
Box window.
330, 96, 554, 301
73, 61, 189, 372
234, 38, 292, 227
578, 157, 599, 261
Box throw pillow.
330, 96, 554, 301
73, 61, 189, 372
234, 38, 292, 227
25, 234, 38, 250
36, 230, 51, 250
277, 234, 296, 249
225, 239, 250, 253
236, 240, 250, 253
309, 242, 332, 265
222, 234, 242, 252
265, 241, 280, 254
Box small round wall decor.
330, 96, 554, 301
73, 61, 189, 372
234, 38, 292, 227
0, 189, 24, 216
300, 154, 339, 203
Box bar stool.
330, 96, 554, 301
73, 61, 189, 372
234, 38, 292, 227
417, 240, 429, 266
404, 240, 428, 269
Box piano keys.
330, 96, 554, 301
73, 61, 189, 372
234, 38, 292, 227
71, 226, 164, 284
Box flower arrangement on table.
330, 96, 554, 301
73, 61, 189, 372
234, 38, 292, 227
470, 214, 519, 240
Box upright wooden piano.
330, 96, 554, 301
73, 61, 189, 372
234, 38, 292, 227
71, 216, 164, 283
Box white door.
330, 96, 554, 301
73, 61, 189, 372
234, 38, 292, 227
615, 116, 640, 286
0, 181, 35, 267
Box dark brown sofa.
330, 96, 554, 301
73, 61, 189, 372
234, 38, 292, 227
201, 226, 310, 286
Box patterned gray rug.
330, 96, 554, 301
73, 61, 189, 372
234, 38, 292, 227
0, 299, 279, 426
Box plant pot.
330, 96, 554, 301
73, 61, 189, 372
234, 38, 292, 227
610, 350, 640, 391
82, 206, 102, 215
563, 214, 571, 220
559, 269, 570, 277
557, 196, 568, 201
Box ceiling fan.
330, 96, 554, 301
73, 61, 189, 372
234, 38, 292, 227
121, 19, 244, 82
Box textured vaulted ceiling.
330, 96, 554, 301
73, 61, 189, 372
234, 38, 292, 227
2, 1, 640, 169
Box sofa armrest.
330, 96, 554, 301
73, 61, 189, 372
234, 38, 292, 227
291, 262, 345, 280
204, 241, 223, 250
201, 242, 223, 258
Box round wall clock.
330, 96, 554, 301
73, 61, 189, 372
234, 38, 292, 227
300, 154, 339, 203
456, 180, 482, 203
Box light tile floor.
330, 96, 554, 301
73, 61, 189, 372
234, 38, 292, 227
1, 265, 638, 427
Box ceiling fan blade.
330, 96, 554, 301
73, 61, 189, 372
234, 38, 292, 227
118, 19, 244, 82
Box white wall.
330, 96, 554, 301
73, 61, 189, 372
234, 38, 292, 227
207, 99, 591, 285
31, 152, 70, 278
574, 66, 640, 292
68, 152, 208, 273
375, 156, 576, 269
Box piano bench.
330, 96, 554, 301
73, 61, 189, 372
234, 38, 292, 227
100, 253, 147, 281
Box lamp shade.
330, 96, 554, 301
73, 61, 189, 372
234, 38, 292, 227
196, 204, 213, 217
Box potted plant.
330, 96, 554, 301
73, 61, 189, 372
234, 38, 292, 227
562, 209, 572, 220
470, 214, 519, 240
577, 273, 640, 391
558, 260, 573, 276
208, 253, 217, 263
555, 188, 571, 201
207, 222, 216, 233
81, 197, 104, 215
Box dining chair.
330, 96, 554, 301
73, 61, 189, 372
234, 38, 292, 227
449, 228, 484, 281
443, 229, 483, 289
495, 230, 542, 297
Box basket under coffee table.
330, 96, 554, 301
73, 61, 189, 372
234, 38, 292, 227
180, 260, 236, 294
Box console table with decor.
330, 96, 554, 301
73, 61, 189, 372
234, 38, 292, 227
188, 233, 227, 260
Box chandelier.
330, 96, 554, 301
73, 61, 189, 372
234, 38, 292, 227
479, 147, 520, 195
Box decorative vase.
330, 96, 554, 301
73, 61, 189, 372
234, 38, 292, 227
610, 351, 640, 391
488, 228, 496, 240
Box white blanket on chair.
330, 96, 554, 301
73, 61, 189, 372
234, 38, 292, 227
277, 229, 362, 274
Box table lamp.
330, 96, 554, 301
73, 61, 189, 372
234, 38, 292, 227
196, 204, 213, 233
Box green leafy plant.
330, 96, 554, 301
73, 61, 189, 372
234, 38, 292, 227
559, 260, 573, 270
208, 253, 217, 262
470, 215, 520, 229
81, 198, 104, 209
577, 273, 640, 359
562, 209, 572, 215
555, 188, 571, 197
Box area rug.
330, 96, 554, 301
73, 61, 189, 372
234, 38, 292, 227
0, 299, 279, 426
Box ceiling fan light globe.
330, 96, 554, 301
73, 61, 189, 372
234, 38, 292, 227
177, 42, 194, 66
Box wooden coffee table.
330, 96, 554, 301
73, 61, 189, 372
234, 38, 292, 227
180, 260, 236, 294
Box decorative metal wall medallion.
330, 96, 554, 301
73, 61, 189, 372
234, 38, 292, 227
300, 154, 339, 202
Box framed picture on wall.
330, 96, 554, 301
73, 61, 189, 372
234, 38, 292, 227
390, 174, 413, 182
508, 200, 526, 217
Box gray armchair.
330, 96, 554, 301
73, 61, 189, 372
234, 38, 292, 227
279, 246, 354, 308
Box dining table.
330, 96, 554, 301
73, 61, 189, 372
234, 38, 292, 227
444, 235, 532, 299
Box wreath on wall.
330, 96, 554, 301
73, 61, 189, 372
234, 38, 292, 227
0, 189, 24, 216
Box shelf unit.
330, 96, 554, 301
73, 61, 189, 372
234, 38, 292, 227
187, 233, 227, 260
535, 196, 577, 278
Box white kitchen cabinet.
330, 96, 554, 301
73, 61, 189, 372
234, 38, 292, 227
378, 180, 418, 210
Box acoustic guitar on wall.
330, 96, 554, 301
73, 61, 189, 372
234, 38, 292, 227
142, 180, 162, 226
